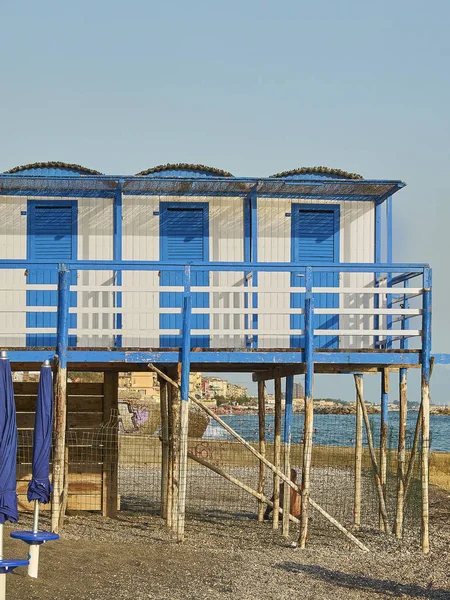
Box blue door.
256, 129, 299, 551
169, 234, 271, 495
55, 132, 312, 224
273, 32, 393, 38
290, 205, 340, 349
26, 201, 77, 347
159, 203, 209, 348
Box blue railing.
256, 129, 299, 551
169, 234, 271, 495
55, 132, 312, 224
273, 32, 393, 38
0, 260, 431, 361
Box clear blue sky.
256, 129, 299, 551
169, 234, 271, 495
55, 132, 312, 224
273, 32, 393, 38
1, 1, 449, 403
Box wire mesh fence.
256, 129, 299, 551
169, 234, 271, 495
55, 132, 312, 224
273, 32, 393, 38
16, 405, 424, 535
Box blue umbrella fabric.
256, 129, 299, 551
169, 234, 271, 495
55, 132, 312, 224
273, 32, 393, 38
0, 358, 18, 524
27, 365, 53, 504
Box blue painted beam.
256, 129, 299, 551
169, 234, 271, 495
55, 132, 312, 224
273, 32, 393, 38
284, 376, 294, 445
180, 267, 192, 402
432, 353, 450, 364
0, 259, 431, 273
304, 267, 314, 399
251, 188, 259, 347
56, 267, 71, 369
422, 269, 432, 382
2, 350, 426, 366
113, 181, 124, 348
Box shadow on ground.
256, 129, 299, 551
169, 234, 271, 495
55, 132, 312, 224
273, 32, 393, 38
276, 563, 450, 599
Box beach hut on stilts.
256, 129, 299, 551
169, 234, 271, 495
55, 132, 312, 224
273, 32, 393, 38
0, 161, 448, 554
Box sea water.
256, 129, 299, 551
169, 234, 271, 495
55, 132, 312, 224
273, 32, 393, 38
203, 412, 450, 452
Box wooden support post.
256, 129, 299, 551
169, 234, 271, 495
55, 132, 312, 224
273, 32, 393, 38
52, 359, 67, 532
149, 364, 370, 552
51, 267, 71, 533
273, 377, 282, 529
177, 273, 192, 542
159, 377, 169, 520
421, 268, 432, 554
299, 267, 314, 549
404, 403, 422, 497
102, 372, 119, 518
58, 446, 69, 531
354, 374, 391, 533
166, 375, 174, 529
257, 380, 266, 522
169, 364, 181, 533
379, 368, 389, 531
394, 368, 407, 538
283, 376, 294, 537
354, 374, 363, 529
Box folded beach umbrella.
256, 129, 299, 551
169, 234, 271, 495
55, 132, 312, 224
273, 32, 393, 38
0, 356, 18, 527
27, 361, 53, 505
11, 360, 58, 579
0, 352, 27, 600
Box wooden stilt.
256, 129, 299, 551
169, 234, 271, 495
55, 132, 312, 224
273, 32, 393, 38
176, 277, 192, 542
149, 363, 369, 552
354, 374, 363, 529
177, 398, 189, 541
102, 372, 119, 518
273, 377, 282, 530
354, 374, 391, 534
51, 359, 67, 533
257, 380, 266, 522
58, 446, 69, 531
299, 267, 314, 549
421, 271, 432, 554
159, 377, 169, 520
404, 403, 422, 497
379, 368, 389, 531
282, 376, 294, 537
166, 376, 174, 529
421, 375, 430, 553
52, 267, 71, 533
169, 364, 181, 533
394, 368, 407, 538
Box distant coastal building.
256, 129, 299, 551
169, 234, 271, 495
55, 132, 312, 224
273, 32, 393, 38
294, 382, 304, 400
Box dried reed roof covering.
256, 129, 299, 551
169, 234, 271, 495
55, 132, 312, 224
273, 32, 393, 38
5, 161, 102, 175
136, 163, 233, 177
271, 167, 363, 180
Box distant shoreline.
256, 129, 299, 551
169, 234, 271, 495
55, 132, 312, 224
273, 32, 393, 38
215, 406, 450, 416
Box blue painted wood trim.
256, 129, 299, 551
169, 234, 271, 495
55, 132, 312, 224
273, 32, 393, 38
422, 268, 432, 382
304, 267, 314, 400
3, 350, 425, 365
400, 280, 409, 351
284, 376, 294, 444
251, 189, 258, 346
56, 267, 71, 369
381, 370, 389, 424
374, 201, 383, 347
181, 266, 192, 402
244, 194, 251, 347
0, 259, 430, 272
385, 197, 393, 348
113, 181, 124, 348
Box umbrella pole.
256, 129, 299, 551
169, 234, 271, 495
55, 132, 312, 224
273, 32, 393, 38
28, 502, 40, 578
0, 524, 5, 600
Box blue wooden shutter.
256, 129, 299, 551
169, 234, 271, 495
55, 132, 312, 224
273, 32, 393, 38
160, 204, 209, 348
291, 206, 339, 349
31, 206, 74, 259
26, 203, 77, 347
164, 207, 205, 261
